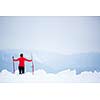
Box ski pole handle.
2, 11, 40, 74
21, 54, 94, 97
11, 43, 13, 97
12, 56, 14, 59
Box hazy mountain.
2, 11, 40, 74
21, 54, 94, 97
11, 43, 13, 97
0, 49, 100, 74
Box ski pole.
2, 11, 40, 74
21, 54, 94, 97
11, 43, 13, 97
31, 54, 34, 75
12, 56, 15, 74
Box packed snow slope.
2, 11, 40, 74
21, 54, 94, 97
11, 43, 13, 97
0, 69, 100, 83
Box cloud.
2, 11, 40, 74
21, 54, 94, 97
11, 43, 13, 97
0, 69, 100, 83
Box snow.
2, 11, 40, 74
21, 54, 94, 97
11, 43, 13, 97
0, 69, 100, 83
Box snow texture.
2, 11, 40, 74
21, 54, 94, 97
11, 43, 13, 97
0, 69, 100, 83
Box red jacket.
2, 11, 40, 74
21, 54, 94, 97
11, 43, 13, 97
13, 57, 32, 67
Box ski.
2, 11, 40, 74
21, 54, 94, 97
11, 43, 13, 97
12, 56, 15, 74
31, 54, 34, 75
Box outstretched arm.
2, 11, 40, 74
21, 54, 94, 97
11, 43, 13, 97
24, 58, 32, 62
13, 58, 19, 61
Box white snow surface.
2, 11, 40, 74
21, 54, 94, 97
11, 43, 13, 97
0, 69, 100, 83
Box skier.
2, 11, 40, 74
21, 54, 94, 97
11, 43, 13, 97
12, 53, 32, 74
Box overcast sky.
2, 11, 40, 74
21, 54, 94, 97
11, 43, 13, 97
0, 16, 100, 54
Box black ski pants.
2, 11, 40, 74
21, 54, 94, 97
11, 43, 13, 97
18, 66, 25, 74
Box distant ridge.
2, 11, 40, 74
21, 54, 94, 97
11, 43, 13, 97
0, 49, 100, 74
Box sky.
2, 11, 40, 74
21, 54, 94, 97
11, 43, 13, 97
0, 16, 100, 54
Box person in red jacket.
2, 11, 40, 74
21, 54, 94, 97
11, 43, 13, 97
13, 53, 32, 74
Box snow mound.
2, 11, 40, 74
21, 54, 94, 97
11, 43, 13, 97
0, 69, 100, 83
